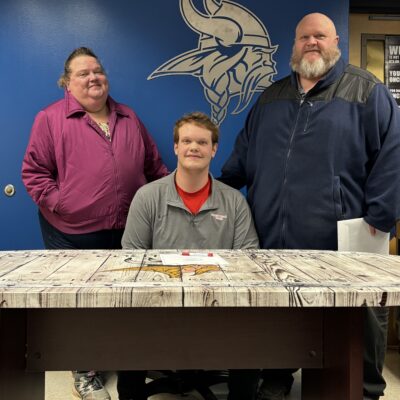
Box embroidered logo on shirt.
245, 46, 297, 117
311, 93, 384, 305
211, 213, 227, 221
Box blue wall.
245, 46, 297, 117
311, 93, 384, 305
0, 0, 349, 250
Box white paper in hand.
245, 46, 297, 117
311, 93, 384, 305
337, 218, 389, 255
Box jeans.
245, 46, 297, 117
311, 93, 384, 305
38, 211, 124, 250
39, 211, 124, 377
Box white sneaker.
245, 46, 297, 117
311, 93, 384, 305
72, 371, 111, 400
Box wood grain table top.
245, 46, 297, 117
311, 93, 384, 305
0, 249, 399, 308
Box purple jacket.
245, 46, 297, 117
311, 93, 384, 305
22, 91, 168, 234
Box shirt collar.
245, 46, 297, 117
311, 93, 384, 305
166, 170, 218, 211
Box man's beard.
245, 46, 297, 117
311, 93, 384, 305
290, 46, 341, 79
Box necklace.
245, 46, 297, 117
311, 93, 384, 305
97, 121, 110, 140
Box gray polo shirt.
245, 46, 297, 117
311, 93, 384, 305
122, 172, 259, 250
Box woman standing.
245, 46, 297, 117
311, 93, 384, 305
22, 47, 168, 399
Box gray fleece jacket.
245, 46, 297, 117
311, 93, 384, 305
122, 172, 259, 250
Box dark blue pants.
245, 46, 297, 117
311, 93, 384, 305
363, 306, 389, 399
39, 211, 124, 250
39, 211, 124, 377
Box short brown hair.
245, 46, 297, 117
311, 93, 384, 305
173, 112, 219, 144
57, 47, 105, 88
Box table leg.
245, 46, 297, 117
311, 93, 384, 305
0, 309, 44, 399
302, 308, 363, 400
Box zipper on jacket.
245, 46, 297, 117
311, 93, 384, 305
109, 147, 123, 228
303, 101, 313, 132
279, 97, 304, 248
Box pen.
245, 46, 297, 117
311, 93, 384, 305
181, 251, 213, 257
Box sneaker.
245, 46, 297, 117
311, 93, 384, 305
72, 371, 111, 400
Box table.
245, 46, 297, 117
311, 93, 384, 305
1, 249, 400, 399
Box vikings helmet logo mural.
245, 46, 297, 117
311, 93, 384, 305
148, 0, 278, 125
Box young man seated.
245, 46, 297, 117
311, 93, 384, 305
118, 112, 260, 400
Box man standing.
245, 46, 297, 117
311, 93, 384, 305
120, 111, 260, 400
220, 13, 400, 400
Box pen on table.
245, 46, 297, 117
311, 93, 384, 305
181, 251, 214, 257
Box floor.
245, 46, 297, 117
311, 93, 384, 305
45, 348, 400, 399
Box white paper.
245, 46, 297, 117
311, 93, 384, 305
337, 218, 389, 255
160, 252, 229, 266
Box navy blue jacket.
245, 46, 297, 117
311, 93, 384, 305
220, 58, 400, 250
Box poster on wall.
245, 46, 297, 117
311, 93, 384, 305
385, 35, 400, 106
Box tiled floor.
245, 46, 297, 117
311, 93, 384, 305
45, 348, 400, 399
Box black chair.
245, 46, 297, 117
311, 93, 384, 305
146, 369, 229, 400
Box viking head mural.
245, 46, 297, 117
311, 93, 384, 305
148, 0, 278, 125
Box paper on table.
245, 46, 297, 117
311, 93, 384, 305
160, 252, 229, 266
337, 218, 389, 255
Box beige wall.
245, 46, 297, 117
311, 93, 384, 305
349, 13, 400, 67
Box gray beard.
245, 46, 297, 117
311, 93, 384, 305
290, 47, 341, 79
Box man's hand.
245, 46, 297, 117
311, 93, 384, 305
368, 224, 377, 236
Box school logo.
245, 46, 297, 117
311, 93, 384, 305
148, 0, 278, 124
108, 265, 221, 278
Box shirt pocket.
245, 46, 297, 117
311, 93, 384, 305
56, 185, 112, 223
333, 176, 346, 220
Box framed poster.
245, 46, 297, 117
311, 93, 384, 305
385, 35, 400, 105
